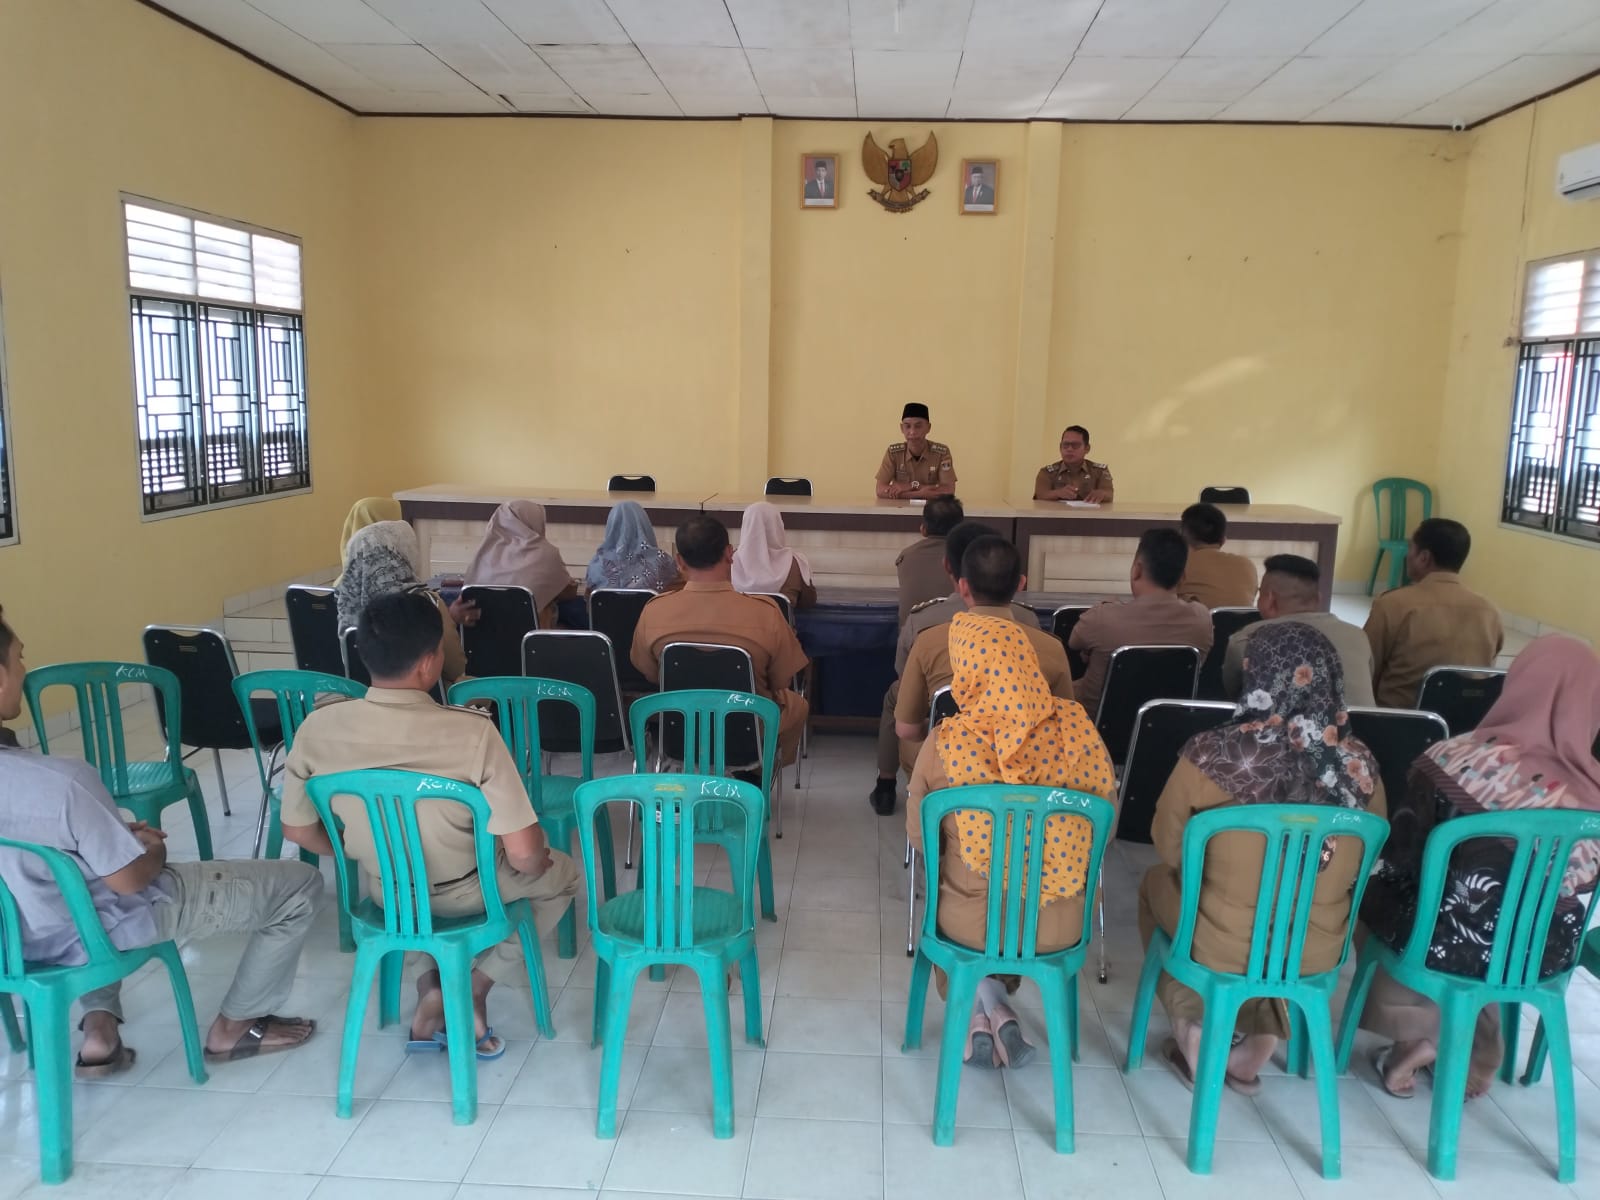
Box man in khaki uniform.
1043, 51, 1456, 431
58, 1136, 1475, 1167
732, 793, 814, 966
875, 402, 957, 498
1034, 425, 1114, 502
281, 590, 578, 1054
895, 495, 964, 624
631, 514, 810, 765
1069, 528, 1214, 718
1223, 555, 1374, 706
1365, 518, 1503, 709
896, 536, 1073, 777
1176, 502, 1258, 609
871, 521, 1042, 814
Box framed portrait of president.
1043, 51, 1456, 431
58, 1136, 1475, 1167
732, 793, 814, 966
801, 153, 839, 209
959, 160, 998, 215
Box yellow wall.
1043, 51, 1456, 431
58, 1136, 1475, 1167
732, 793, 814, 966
0, 0, 370, 686
1435, 74, 1600, 643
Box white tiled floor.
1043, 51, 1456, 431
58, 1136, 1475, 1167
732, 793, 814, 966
3, 671, 1591, 1199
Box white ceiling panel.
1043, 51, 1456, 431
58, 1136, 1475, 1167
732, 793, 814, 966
672, 92, 769, 116
479, 0, 629, 45
1340, 55, 1509, 103
245, 0, 410, 44
360, 1, 514, 44
851, 49, 963, 93
428, 41, 569, 95
764, 95, 859, 117
1218, 95, 1328, 122
1235, 55, 1387, 109
1188, 0, 1361, 56
1421, 0, 1599, 56
337, 89, 505, 113
607, 0, 741, 48
1077, 0, 1231, 58
503, 93, 591, 113
849, 0, 974, 52
724, 0, 852, 51
952, 50, 1071, 99
537, 43, 663, 92
1039, 98, 1133, 119
1122, 97, 1228, 120
1146, 56, 1284, 102
1549, 16, 1600, 53
577, 92, 683, 116
1307, 0, 1494, 57
1304, 96, 1422, 123
326, 44, 480, 92
1045, 56, 1177, 104
947, 95, 1049, 119
745, 49, 855, 97
640, 45, 760, 97
963, 0, 1099, 52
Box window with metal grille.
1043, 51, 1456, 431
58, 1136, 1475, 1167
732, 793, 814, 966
124, 198, 309, 516
1502, 252, 1600, 544
0, 292, 15, 543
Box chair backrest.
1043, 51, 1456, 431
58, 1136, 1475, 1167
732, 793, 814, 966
23, 662, 184, 794
916, 785, 1116, 962
142, 624, 252, 751
305, 769, 506, 939
607, 474, 656, 493
930, 686, 958, 727
1051, 605, 1091, 678
574, 773, 765, 951
587, 588, 658, 693
746, 592, 794, 627
1168, 804, 1389, 987
232, 669, 367, 796
1417, 666, 1507, 736
1117, 699, 1239, 843
1372, 477, 1433, 543
1095, 645, 1202, 764
1393, 808, 1600, 990
647, 643, 769, 778
764, 477, 813, 497
1345, 706, 1449, 811
521, 630, 631, 755
340, 627, 373, 687
1196, 607, 1262, 700
1199, 486, 1251, 505
630, 687, 777, 783
285, 585, 345, 676
447, 677, 596, 819
460, 584, 538, 678
0, 837, 123, 980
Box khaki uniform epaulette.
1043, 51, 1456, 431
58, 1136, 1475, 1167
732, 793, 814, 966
887, 442, 906, 452
908, 596, 945, 616
928, 441, 951, 455
443, 701, 494, 720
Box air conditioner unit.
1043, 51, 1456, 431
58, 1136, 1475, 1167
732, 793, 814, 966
1557, 142, 1600, 201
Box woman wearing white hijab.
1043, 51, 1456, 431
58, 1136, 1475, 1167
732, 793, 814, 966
336, 521, 467, 683
465, 501, 579, 629
731, 502, 817, 610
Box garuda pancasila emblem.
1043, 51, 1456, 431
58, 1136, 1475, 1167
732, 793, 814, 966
862, 131, 938, 213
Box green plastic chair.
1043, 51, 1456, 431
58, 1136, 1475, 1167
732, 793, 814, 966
903, 785, 1116, 1153
1334, 808, 1600, 1183
1515, 924, 1600, 1085
446, 677, 617, 960
1127, 804, 1388, 1178
305, 768, 557, 1126
1367, 477, 1433, 594
1, 993, 22, 1052
24, 662, 214, 859
574, 772, 766, 1138
233, 669, 368, 952
628, 689, 780, 926
0, 835, 208, 1183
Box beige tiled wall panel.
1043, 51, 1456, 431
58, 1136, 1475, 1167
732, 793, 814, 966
1028, 535, 1320, 595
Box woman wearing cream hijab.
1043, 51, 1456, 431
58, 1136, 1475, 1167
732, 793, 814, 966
464, 501, 579, 629
335, 497, 402, 584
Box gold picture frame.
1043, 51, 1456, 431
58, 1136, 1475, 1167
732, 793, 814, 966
959, 159, 998, 215
801, 153, 839, 209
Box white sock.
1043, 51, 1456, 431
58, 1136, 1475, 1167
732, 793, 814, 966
974, 977, 1007, 1018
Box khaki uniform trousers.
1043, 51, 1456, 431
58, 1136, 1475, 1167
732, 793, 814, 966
421, 849, 580, 986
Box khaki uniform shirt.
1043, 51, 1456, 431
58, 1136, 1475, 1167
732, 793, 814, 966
896, 593, 1041, 675
1364, 572, 1503, 709
897, 604, 1073, 726
1177, 546, 1259, 609
876, 441, 956, 490
895, 535, 949, 625
1223, 612, 1375, 708
630, 580, 810, 701
279, 688, 537, 893
1033, 459, 1114, 501
1068, 592, 1214, 718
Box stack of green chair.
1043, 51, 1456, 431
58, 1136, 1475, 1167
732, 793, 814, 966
1368, 477, 1433, 594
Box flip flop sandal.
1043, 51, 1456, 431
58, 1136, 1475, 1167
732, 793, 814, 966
1162, 1037, 1195, 1091
1224, 1071, 1263, 1097
422, 1027, 507, 1061
405, 1030, 447, 1054
204, 1016, 317, 1062
73, 1042, 136, 1079
1371, 1047, 1416, 1099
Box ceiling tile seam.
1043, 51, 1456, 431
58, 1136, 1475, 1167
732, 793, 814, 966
469, 0, 560, 107
526, 48, 598, 115
1179, 0, 1230, 58
416, 36, 511, 111
595, 0, 683, 114
1411, 0, 1514, 56
719, 0, 768, 114
1395, 54, 1525, 126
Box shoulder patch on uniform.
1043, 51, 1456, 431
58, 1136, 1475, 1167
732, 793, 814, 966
887, 442, 906, 452
1045, 461, 1064, 476
443, 701, 493, 720
1087, 459, 1108, 470
928, 441, 950, 453
908, 597, 944, 615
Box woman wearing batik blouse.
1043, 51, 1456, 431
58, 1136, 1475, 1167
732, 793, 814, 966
1140, 622, 1385, 1095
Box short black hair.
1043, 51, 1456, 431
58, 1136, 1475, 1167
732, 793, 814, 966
357, 589, 444, 678
1261, 554, 1319, 604
1136, 528, 1188, 590
943, 520, 998, 578
1180, 503, 1227, 547
922, 495, 965, 538
961, 536, 1023, 605
1062, 425, 1089, 445
1412, 517, 1471, 572
674, 515, 730, 569
969, 165, 983, 175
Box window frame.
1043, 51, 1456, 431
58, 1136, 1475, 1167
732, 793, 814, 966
122, 194, 312, 522
0, 289, 17, 547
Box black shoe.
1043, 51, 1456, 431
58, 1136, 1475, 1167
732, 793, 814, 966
869, 778, 897, 815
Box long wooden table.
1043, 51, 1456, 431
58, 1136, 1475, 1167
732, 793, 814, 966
396, 485, 1342, 608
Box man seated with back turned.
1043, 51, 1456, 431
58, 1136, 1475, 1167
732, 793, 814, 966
896, 495, 964, 625
281, 590, 579, 1057
1364, 517, 1503, 709
1175, 502, 1258, 609
1069, 528, 1214, 719
869, 520, 1041, 814
1222, 554, 1374, 707
631, 514, 811, 766
894, 535, 1073, 785
0, 610, 322, 1075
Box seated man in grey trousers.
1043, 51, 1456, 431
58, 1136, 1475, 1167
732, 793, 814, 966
0, 611, 322, 1075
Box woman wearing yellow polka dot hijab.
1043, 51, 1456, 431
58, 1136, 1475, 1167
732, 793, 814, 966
907, 611, 1116, 1069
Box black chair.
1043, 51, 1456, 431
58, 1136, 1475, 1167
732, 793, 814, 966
587, 588, 658, 694
460, 584, 537, 678
285, 585, 344, 676
1197, 607, 1262, 700
141, 625, 283, 818
1094, 645, 1203, 766
1117, 699, 1239, 844
1417, 666, 1508, 736
1052, 605, 1091, 679
1199, 486, 1251, 505
905, 686, 961, 956
764, 477, 813, 497
1346, 706, 1450, 811
606, 474, 656, 493
520, 630, 632, 758
340, 626, 372, 687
